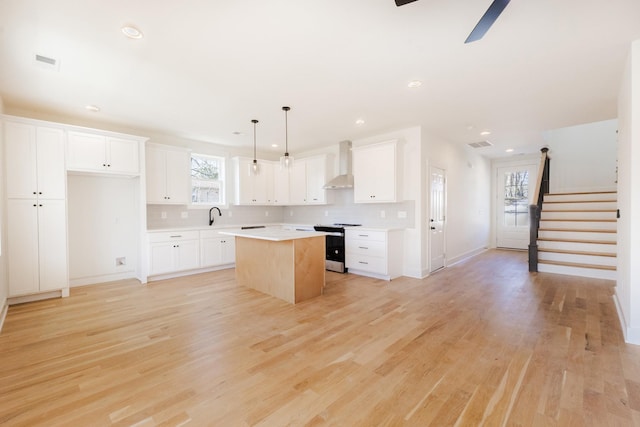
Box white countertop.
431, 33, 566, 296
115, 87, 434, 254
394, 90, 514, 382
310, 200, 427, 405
218, 228, 326, 241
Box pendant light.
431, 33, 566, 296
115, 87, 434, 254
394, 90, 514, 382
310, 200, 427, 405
280, 106, 294, 169
250, 119, 259, 175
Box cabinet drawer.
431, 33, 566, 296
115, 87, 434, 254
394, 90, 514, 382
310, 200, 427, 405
346, 239, 386, 257
346, 254, 386, 275
346, 229, 386, 242
148, 230, 200, 243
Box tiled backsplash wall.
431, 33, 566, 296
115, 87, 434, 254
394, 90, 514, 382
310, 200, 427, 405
147, 190, 415, 230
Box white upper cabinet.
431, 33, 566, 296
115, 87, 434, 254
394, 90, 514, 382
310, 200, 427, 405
353, 140, 399, 203
272, 164, 290, 205
146, 144, 191, 204
233, 157, 272, 205
289, 155, 331, 205
67, 130, 140, 175
5, 121, 66, 200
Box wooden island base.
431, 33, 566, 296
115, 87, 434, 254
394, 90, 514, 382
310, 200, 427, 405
234, 235, 325, 304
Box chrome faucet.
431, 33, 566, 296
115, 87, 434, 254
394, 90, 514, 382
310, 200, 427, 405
209, 207, 222, 226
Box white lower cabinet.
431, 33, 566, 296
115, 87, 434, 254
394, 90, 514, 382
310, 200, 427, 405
345, 228, 403, 280
201, 230, 236, 267
7, 199, 68, 296
148, 231, 200, 276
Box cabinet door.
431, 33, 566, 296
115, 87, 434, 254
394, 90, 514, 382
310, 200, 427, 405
354, 143, 396, 203
272, 164, 290, 205
201, 237, 223, 267
165, 150, 190, 204
5, 121, 38, 199
146, 147, 167, 203
107, 137, 139, 175
7, 199, 40, 296
289, 161, 307, 204
149, 242, 175, 275
36, 127, 66, 199
254, 162, 272, 204
37, 200, 68, 291
67, 131, 107, 171
305, 156, 326, 204
235, 158, 255, 204
175, 240, 200, 271
220, 238, 236, 264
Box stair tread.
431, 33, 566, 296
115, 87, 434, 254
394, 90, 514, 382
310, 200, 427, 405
537, 238, 616, 245
545, 191, 617, 195
538, 248, 617, 257
544, 200, 617, 204
542, 209, 617, 212
538, 259, 617, 271
540, 219, 617, 222
539, 228, 616, 233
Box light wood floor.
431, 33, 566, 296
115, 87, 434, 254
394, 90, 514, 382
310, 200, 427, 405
2, 250, 640, 426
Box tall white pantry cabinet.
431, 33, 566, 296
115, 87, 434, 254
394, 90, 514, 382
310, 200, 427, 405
4, 119, 69, 298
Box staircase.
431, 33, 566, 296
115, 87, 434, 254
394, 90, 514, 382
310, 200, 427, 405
536, 191, 617, 280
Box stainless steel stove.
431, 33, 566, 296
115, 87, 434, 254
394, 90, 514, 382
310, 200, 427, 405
313, 223, 361, 273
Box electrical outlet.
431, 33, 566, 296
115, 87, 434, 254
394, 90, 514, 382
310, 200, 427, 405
161, 211, 167, 219
324, 210, 329, 217
116, 257, 126, 266
290, 210, 294, 217
380, 210, 386, 218
398, 211, 407, 218
181, 211, 188, 219
228, 211, 233, 217
265, 211, 269, 217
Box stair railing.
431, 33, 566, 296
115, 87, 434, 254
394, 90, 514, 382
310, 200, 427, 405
529, 147, 550, 272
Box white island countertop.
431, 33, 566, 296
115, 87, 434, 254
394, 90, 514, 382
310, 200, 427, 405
219, 228, 326, 242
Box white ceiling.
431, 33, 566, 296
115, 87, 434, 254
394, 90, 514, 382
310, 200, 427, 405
1, 0, 639, 158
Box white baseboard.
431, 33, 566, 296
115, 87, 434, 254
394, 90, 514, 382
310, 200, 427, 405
447, 247, 489, 267
69, 271, 138, 287
147, 264, 235, 282
0, 297, 7, 333
613, 292, 640, 345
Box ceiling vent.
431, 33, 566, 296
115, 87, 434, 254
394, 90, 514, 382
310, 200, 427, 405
34, 54, 60, 71
467, 140, 493, 148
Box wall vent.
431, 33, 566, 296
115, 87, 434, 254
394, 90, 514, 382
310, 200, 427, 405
467, 140, 493, 148
34, 54, 60, 70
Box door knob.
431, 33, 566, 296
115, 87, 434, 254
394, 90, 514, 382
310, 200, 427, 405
430, 226, 436, 230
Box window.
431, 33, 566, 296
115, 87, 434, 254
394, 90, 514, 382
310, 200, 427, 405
191, 153, 225, 205
503, 170, 529, 227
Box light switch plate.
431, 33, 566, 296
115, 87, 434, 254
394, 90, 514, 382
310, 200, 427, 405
181, 211, 188, 219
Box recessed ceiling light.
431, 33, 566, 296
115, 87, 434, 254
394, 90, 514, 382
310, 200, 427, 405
355, 119, 365, 125
121, 25, 143, 39
407, 80, 422, 88
85, 104, 100, 112
271, 144, 279, 148
232, 131, 243, 136
480, 130, 492, 136
505, 148, 514, 153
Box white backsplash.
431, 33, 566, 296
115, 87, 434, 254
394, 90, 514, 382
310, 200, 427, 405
147, 189, 415, 230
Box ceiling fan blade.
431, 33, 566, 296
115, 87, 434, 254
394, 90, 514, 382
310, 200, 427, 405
395, 0, 419, 6
464, 0, 511, 43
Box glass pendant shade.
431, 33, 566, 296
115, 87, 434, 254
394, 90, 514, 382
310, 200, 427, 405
250, 119, 260, 176
280, 106, 294, 169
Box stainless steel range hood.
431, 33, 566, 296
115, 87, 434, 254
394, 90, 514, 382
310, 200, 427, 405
323, 140, 354, 189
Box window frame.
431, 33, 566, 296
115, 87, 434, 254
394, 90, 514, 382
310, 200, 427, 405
190, 152, 228, 209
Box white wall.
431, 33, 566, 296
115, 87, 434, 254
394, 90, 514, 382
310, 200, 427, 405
545, 119, 618, 193
0, 99, 8, 328
67, 175, 141, 286
616, 40, 640, 344
423, 135, 491, 269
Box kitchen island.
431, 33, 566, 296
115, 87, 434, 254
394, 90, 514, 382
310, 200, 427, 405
218, 228, 326, 304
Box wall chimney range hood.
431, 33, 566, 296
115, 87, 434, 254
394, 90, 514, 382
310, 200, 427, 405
324, 140, 354, 189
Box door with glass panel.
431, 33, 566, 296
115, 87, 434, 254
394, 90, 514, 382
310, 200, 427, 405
496, 165, 537, 249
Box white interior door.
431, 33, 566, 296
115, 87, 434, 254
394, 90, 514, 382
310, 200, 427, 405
496, 165, 537, 249
430, 167, 446, 272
